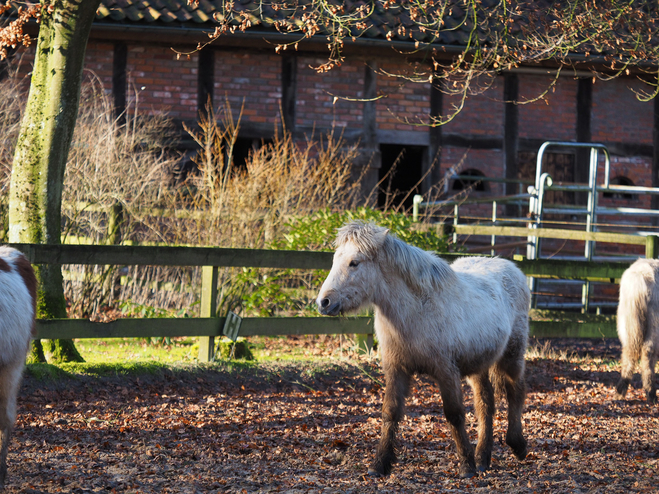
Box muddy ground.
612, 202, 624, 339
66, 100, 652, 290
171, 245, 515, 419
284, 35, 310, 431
5, 337, 659, 493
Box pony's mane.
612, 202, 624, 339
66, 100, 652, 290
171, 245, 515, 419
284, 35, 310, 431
336, 221, 456, 292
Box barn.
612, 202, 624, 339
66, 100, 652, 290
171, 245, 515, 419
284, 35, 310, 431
3, 1, 656, 217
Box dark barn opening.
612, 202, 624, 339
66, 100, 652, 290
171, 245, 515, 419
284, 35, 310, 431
378, 144, 424, 210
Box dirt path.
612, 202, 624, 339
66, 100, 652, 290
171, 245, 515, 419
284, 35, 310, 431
5, 338, 659, 493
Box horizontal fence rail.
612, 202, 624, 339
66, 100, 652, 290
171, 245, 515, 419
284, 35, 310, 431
7, 242, 629, 361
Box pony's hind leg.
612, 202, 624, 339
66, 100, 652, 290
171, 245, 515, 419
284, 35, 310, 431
492, 359, 528, 461
615, 344, 636, 399
468, 371, 495, 472
0, 361, 24, 488
640, 340, 657, 404
368, 366, 410, 477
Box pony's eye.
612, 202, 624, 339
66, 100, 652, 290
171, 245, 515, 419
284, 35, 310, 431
349, 260, 360, 268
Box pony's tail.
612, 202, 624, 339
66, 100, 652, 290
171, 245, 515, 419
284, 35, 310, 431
617, 270, 650, 364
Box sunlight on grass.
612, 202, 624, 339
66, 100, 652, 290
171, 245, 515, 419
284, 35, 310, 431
70, 335, 373, 367
74, 337, 199, 364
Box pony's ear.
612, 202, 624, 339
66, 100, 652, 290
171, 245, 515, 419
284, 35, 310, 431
371, 227, 389, 250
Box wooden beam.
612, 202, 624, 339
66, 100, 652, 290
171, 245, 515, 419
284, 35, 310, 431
425, 76, 443, 193
503, 73, 519, 215
34, 315, 618, 340
112, 42, 127, 124
281, 54, 297, 134
514, 258, 628, 281
530, 320, 616, 338
575, 77, 593, 205
9, 244, 334, 269
198, 47, 214, 111
454, 224, 646, 245
35, 316, 374, 340
363, 62, 377, 147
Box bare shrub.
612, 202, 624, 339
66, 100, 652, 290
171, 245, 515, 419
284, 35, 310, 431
61, 75, 185, 318
2, 73, 447, 324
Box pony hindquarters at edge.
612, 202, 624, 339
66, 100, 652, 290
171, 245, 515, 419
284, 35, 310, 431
316, 221, 530, 479
615, 258, 659, 403
0, 246, 37, 488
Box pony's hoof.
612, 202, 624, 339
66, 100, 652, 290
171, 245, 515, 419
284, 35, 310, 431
459, 468, 476, 479
646, 391, 657, 404
367, 467, 385, 477
507, 438, 528, 461
458, 463, 477, 479
476, 463, 489, 473
615, 380, 629, 398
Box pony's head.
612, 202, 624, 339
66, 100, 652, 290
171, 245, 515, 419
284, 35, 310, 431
316, 221, 388, 316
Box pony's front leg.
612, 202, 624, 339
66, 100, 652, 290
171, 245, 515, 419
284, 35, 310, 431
438, 373, 476, 478
0, 363, 22, 488
368, 366, 410, 476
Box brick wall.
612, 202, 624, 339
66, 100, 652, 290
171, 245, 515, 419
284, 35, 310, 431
126, 45, 198, 119
518, 74, 577, 141
297, 57, 364, 129
375, 61, 431, 132
213, 50, 281, 126
592, 77, 653, 145
83, 42, 113, 93
442, 77, 504, 137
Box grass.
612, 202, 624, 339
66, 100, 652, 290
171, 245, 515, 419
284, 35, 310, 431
73, 337, 199, 364
63, 334, 362, 366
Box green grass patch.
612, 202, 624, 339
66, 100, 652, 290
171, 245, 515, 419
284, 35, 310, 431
73, 337, 199, 364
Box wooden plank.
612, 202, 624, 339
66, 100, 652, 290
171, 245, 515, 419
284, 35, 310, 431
35, 316, 373, 340
530, 321, 617, 339
35, 318, 223, 340
10, 244, 334, 270
239, 317, 374, 337
514, 258, 629, 281
454, 224, 646, 245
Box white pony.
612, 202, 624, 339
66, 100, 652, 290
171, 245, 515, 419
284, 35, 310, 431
615, 258, 659, 403
0, 246, 36, 487
317, 222, 530, 478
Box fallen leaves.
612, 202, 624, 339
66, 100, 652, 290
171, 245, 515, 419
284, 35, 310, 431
3, 338, 659, 492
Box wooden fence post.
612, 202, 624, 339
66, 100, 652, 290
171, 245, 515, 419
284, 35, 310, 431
355, 333, 374, 354
645, 235, 659, 259
198, 265, 219, 362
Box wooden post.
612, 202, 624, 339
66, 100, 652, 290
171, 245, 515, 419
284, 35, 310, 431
106, 202, 124, 246
198, 265, 219, 362
646, 235, 659, 259
355, 333, 374, 354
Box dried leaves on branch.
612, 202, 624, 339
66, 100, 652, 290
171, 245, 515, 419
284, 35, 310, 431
199, 0, 659, 103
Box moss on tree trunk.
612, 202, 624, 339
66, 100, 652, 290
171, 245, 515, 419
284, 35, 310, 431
8, 0, 101, 364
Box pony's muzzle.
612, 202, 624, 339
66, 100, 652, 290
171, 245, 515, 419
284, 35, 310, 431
317, 296, 341, 316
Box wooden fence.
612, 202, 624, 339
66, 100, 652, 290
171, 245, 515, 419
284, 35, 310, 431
9, 238, 640, 362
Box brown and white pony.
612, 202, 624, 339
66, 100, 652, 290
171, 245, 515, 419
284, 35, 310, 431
615, 258, 659, 403
317, 222, 529, 478
0, 246, 36, 487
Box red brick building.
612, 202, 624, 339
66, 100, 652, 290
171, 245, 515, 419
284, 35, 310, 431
6, 1, 657, 215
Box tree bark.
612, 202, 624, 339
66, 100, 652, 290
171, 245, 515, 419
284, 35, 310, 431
8, 0, 101, 363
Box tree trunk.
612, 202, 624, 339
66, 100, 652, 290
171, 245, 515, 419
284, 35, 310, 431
8, 0, 101, 363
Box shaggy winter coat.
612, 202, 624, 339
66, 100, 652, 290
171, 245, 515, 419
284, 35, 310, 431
317, 222, 530, 478
0, 246, 36, 487
615, 258, 659, 403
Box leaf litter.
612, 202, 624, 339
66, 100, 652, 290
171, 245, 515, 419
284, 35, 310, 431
5, 337, 659, 493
